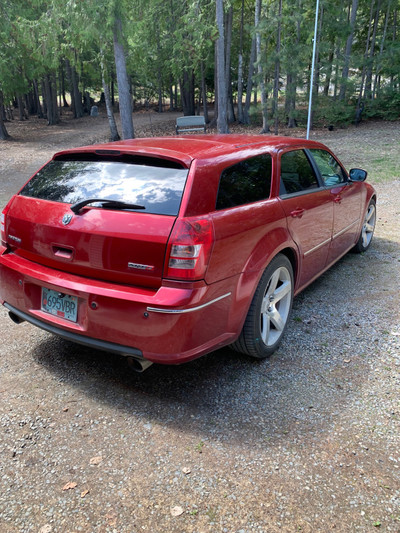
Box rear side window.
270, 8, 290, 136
216, 154, 272, 209
19, 159, 189, 216
280, 150, 319, 195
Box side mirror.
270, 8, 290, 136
349, 168, 368, 182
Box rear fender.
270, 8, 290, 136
227, 229, 298, 335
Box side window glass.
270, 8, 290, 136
216, 154, 272, 209
309, 149, 347, 187
280, 150, 319, 195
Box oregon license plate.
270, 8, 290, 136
41, 288, 78, 322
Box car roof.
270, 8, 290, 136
54, 135, 330, 168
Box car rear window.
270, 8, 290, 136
19, 157, 189, 216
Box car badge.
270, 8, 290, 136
62, 214, 73, 226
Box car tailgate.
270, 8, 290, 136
5, 196, 174, 288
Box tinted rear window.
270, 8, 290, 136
20, 159, 189, 216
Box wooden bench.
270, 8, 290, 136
176, 115, 206, 134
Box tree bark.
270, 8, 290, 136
339, 0, 359, 101
243, 36, 256, 124
373, 0, 391, 98
237, 0, 245, 123
255, 0, 269, 133
200, 62, 209, 123
225, 5, 235, 123
33, 79, 44, 119
216, 0, 229, 133
365, 0, 381, 99
100, 48, 120, 141
43, 74, 59, 126
273, 0, 282, 134
113, 16, 134, 139
180, 70, 195, 116
0, 92, 10, 140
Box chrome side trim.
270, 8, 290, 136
147, 292, 231, 314
304, 237, 331, 257
332, 220, 358, 240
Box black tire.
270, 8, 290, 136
353, 199, 376, 253
231, 254, 294, 359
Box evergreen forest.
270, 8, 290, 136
0, 0, 399, 140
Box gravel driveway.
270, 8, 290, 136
0, 117, 399, 532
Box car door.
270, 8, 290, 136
308, 149, 363, 264
277, 149, 333, 291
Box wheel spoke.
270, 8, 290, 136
366, 206, 375, 223
365, 222, 374, 233
261, 313, 270, 343
266, 269, 280, 297
269, 308, 286, 332
273, 279, 291, 302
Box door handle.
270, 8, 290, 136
290, 208, 305, 218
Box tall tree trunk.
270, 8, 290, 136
0, 92, 10, 140
113, 16, 134, 139
43, 75, 59, 126
373, 0, 391, 98
180, 70, 195, 115
100, 48, 120, 141
339, 0, 359, 101
255, 0, 269, 133
357, 0, 375, 115
66, 59, 83, 118
273, 0, 282, 134
52, 73, 59, 123
200, 62, 209, 123
17, 96, 25, 121
323, 46, 335, 96
60, 65, 69, 107
365, 0, 381, 99
243, 36, 256, 124
32, 79, 43, 118
225, 4, 235, 123
216, 0, 229, 133
237, 0, 245, 123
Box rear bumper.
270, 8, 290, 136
0, 249, 236, 364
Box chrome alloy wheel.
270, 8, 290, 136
361, 201, 376, 249
260, 266, 292, 347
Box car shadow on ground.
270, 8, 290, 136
30, 234, 399, 448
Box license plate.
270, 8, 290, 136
41, 288, 78, 322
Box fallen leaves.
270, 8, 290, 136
170, 506, 184, 517
62, 481, 77, 491
89, 455, 103, 465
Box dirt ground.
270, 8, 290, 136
0, 111, 399, 533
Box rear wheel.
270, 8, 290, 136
353, 199, 376, 253
231, 254, 294, 359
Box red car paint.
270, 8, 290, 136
0, 135, 376, 366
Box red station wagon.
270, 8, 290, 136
0, 135, 376, 371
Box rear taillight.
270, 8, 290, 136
1, 211, 6, 247
165, 217, 214, 280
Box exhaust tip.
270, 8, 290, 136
9, 311, 25, 325
126, 356, 153, 373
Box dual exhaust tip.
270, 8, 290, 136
8, 311, 153, 373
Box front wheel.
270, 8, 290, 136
231, 254, 294, 359
353, 199, 376, 253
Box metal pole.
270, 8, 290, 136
306, 0, 320, 140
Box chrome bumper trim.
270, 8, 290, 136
147, 292, 231, 314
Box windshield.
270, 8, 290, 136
20, 159, 189, 216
